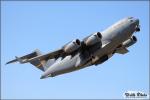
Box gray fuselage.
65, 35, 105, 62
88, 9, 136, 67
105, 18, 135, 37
41, 17, 139, 78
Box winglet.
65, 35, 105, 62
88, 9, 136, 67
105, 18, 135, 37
5, 58, 18, 65
6, 56, 27, 65
15, 56, 24, 64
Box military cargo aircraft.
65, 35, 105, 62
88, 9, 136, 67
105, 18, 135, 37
6, 17, 140, 79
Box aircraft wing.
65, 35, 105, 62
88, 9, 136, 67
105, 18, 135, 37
6, 49, 64, 65
29, 49, 64, 61
6, 51, 39, 64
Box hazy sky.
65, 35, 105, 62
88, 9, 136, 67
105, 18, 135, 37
1, 1, 149, 99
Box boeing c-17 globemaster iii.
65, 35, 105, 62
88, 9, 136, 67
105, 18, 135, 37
6, 17, 140, 79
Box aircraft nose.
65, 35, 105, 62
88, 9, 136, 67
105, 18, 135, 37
135, 18, 139, 25
134, 18, 140, 32
128, 17, 139, 25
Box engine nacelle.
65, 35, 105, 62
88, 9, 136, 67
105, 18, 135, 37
63, 39, 81, 53
84, 32, 102, 46
123, 36, 137, 47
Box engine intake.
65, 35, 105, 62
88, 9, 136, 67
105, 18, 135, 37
63, 39, 81, 53
123, 36, 137, 47
85, 32, 102, 46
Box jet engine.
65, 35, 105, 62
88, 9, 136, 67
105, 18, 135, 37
84, 32, 102, 46
123, 36, 137, 47
63, 39, 81, 53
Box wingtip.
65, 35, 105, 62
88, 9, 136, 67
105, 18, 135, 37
5, 61, 11, 65
5, 57, 18, 65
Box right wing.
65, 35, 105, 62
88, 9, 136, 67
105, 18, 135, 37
6, 49, 64, 65
6, 32, 104, 71
6, 50, 40, 64
6, 49, 64, 71
28, 49, 64, 62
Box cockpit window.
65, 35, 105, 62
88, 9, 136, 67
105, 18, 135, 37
130, 19, 134, 22
128, 17, 134, 22
128, 17, 133, 19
